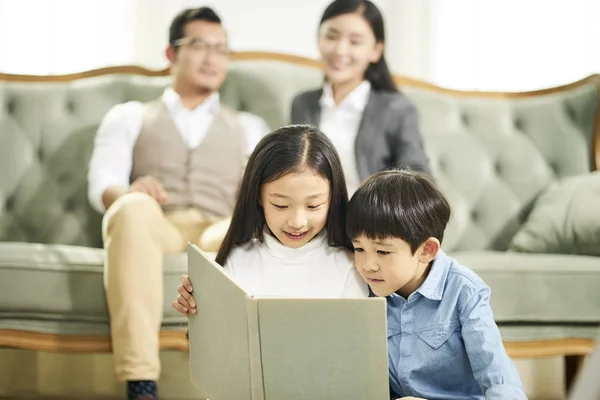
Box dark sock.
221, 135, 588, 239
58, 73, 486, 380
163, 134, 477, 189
127, 380, 157, 399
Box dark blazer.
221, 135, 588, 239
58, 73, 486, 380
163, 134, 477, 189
291, 88, 431, 181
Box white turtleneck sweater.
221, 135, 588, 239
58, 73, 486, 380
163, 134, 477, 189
222, 231, 369, 299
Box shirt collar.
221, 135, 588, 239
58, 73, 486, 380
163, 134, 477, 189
415, 249, 452, 301
384, 249, 451, 309
161, 87, 220, 116
319, 80, 371, 111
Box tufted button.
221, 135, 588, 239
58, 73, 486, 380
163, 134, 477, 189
6, 99, 15, 114
494, 161, 502, 175
5, 196, 15, 212
514, 117, 524, 131
549, 162, 559, 175
438, 158, 446, 171
564, 102, 576, 122
471, 209, 478, 222
461, 112, 469, 126
65, 100, 75, 113
65, 198, 77, 211
58, 174, 70, 184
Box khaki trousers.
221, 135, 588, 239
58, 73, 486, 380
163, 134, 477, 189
101, 192, 230, 381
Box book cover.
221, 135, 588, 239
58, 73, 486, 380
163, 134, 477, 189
187, 243, 389, 400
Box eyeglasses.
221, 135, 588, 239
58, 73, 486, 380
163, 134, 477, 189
172, 37, 231, 56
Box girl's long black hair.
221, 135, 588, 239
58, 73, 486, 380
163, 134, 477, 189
215, 124, 351, 266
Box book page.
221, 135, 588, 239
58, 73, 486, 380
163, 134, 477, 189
256, 297, 390, 400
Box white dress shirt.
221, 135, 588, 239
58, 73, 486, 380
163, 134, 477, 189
224, 230, 369, 299
319, 80, 371, 196
87, 88, 270, 214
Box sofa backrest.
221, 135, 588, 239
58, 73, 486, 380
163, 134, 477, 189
1, 53, 598, 251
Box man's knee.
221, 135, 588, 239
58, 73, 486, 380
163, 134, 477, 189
102, 192, 162, 239
198, 217, 231, 252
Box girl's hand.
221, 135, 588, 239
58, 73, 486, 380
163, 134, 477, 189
172, 274, 196, 315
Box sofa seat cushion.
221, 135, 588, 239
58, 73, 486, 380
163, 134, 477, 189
0, 242, 190, 335
451, 250, 600, 324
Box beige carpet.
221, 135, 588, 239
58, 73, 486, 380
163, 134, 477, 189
0, 348, 568, 399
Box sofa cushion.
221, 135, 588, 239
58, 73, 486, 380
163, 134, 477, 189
401, 83, 599, 252
450, 250, 600, 324
508, 171, 600, 256
0, 242, 189, 335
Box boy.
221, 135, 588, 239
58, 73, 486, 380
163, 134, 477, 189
347, 169, 527, 400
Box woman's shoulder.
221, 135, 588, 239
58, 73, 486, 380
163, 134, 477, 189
292, 88, 323, 104
372, 89, 416, 112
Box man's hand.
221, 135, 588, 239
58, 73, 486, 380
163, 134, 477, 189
129, 176, 168, 204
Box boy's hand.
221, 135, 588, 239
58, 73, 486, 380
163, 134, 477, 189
172, 274, 196, 315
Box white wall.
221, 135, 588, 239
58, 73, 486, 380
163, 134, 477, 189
0, 0, 431, 80
430, 0, 600, 91
1, 0, 599, 90
0, 0, 136, 75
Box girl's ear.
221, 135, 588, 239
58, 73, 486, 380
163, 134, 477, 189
369, 41, 384, 63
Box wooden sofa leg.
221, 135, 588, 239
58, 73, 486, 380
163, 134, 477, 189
565, 354, 584, 395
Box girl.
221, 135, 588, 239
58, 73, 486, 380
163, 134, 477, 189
173, 124, 368, 315
291, 0, 431, 195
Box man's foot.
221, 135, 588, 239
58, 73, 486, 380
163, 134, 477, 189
127, 380, 157, 400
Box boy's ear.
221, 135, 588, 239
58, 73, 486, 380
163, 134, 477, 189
419, 237, 440, 264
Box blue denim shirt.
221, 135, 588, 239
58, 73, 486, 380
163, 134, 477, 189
386, 250, 527, 400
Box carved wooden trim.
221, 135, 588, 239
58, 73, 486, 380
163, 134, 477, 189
504, 338, 596, 359
0, 329, 594, 359
0, 329, 188, 353
0, 65, 170, 82
0, 50, 595, 96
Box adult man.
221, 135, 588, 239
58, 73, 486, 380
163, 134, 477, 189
87, 7, 268, 400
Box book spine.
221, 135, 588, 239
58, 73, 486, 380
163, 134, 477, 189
246, 298, 265, 400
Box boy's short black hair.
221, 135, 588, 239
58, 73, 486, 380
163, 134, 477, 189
347, 169, 451, 254
169, 7, 222, 46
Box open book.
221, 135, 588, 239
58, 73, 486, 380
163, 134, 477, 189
186, 243, 390, 400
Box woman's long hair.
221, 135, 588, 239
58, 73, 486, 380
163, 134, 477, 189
320, 0, 397, 92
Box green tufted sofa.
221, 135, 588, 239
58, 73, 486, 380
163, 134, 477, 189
1, 52, 599, 381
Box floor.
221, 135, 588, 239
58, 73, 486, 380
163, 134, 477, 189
0, 348, 574, 399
